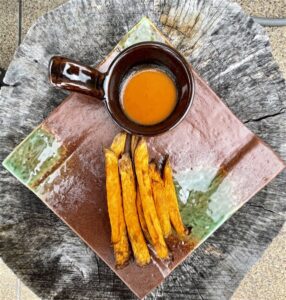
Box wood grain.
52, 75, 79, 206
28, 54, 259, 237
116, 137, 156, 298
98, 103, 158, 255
0, 0, 285, 299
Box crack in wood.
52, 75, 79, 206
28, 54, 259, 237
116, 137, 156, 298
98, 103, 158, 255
244, 108, 286, 124
248, 203, 280, 215
0, 68, 7, 88
190, 277, 205, 300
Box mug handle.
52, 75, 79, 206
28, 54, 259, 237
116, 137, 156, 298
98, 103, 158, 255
49, 56, 106, 99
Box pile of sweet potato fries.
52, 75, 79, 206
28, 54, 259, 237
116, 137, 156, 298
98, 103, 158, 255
104, 133, 188, 268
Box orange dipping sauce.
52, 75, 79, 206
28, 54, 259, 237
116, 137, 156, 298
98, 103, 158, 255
121, 69, 177, 125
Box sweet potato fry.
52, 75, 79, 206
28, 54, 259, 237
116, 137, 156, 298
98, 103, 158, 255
131, 135, 139, 159
119, 153, 150, 266
134, 138, 169, 259
163, 158, 187, 238
136, 191, 151, 242
104, 148, 130, 268
110, 132, 127, 158
132, 135, 151, 241
149, 163, 172, 238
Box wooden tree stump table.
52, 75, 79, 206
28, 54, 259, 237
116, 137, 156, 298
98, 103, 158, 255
0, 0, 285, 299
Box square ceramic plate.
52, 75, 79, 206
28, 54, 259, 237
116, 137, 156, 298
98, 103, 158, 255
3, 17, 285, 299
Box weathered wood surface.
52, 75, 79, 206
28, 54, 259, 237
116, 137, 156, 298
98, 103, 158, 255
0, 0, 285, 299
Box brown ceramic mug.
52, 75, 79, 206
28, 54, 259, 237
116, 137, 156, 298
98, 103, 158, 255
49, 42, 195, 136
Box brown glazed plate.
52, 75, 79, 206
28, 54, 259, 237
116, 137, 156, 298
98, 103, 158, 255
3, 17, 285, 299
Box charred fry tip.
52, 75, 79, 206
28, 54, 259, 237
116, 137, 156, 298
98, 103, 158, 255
149, 158, 157, 165
164, 155, 171, 166
115, 260, 130, 269
149, 163, 164, 185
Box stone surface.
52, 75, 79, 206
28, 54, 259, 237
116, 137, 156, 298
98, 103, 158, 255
21, 280, 39, 300
0, 259, 17, 300
0, 0, 285, 299
22, 0, 67, 38
237, 0, 286, 77
0, 259, 40, 300
0, 0, 18, 69
265, 28, 286, 78
232, 224, 286, 300
236, 0, 286, 18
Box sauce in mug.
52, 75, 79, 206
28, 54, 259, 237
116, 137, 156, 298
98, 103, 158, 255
121, 69, 177, 125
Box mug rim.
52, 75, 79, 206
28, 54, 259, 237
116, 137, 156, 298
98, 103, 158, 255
104, 41, 195, 136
